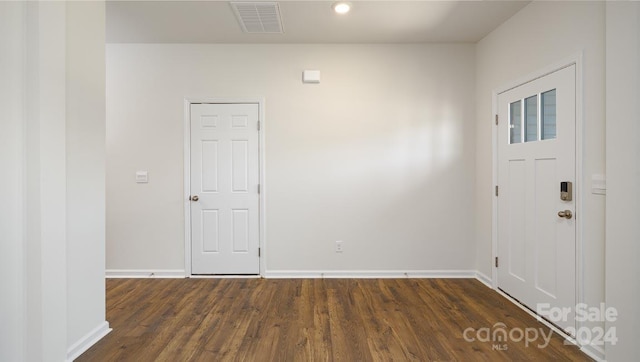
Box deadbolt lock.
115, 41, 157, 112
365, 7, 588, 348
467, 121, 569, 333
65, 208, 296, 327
560, 181, 573, 201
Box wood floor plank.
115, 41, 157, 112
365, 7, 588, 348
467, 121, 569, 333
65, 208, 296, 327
77, 278, 591, 361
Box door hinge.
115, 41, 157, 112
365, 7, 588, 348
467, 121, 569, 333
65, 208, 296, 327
495, 114, 498, 125
258, 184, 261, 194
495, 257, 499, 268
495, 185, 499, 197
258, 247, 261, 257
257, 121, 261, 131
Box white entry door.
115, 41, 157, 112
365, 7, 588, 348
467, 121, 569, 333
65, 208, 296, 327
497, 65, 576, 332
190, 103, 260, 275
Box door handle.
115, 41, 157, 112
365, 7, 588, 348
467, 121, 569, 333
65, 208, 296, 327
189, 195, 199, 202
558, 210, 572, 219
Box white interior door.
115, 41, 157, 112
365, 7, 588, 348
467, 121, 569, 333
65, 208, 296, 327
497, 65, 576, 332
190, 103, 260, 275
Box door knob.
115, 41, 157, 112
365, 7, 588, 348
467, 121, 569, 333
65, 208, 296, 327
190, 195, 199, 202
558, 210, 572, 219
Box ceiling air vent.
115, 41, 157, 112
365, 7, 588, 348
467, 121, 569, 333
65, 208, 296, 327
230, 2, 284, 34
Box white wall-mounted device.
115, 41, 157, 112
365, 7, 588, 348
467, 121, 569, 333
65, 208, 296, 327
136, 171, 148, 183
302, 70, 321, 84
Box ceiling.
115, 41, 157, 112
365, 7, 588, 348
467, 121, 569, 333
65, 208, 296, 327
106, 0, 530, 44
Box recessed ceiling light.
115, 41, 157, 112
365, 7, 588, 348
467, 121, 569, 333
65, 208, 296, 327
332, 2, 351, 14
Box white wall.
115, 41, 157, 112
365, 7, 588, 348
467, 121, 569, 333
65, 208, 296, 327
0, 2, 108, 361
605, 2, 640, 360
27, 2, 69, 358
65, 1, 108, 355
0, 2, 27, 360
475, 1, 606, 357
106, 44, 477, 273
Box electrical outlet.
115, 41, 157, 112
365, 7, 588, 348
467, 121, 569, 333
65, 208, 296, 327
335, 240, 343, 253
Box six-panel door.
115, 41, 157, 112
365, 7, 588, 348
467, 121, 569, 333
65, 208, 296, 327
190, 103, 260, 275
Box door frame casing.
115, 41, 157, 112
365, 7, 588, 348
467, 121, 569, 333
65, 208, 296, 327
491, 53, 584, 333
183, 97, 266, 277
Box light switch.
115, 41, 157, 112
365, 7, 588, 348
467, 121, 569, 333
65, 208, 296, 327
136, 171, 148, 183
592, 174, 606, 195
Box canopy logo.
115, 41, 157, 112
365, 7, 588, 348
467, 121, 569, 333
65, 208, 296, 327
462, 323, 554, 350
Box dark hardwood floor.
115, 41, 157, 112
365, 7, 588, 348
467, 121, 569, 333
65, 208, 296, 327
78, 278, 590, 361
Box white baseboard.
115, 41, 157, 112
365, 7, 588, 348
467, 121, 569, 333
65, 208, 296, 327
189, 274, 261, 279
105, 269, 495, 287
105, 269, 186, 278
475, 271, 493, 288
66, 321, 111, 362
580, 344, 605, 361
264, 269, 477, 279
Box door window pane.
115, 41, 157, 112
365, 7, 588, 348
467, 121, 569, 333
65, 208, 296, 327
525, 95, 538, 142
541, 89, 556, 140
510, 100, 522, 144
